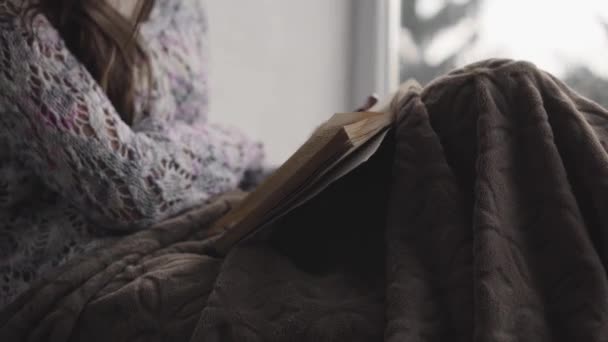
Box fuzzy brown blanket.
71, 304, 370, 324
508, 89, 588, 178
2, 59, 608, 341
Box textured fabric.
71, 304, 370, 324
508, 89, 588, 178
2, 59, 608, 341
0, 0, 264, 308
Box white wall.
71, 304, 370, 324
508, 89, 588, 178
206, 0, 354, 165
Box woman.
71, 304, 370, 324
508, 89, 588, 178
0, 0, 266, 308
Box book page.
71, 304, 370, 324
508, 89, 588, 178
208, 82, 421, 255
211, 127, 391, 254
207, 124, 351, 237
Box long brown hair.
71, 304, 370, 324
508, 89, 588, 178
25, 0, 156, 125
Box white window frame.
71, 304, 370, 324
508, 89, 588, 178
350, 0, 401, 107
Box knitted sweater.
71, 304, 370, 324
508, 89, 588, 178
0, 0, 265, 307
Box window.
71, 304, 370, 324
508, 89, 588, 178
399, 0, 608, 106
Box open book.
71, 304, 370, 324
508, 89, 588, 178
208, 80, 421, 256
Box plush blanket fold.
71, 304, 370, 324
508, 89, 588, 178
2, 59, 608, 341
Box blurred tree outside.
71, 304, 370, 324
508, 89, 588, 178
400, 0, 608, 109
564, 66, 608, 108
400, 0, 480, 85
563, 20, 608, 108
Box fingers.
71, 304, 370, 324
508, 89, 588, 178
356, 95, 380, 112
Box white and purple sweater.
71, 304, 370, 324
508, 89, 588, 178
0, 0, 265, 307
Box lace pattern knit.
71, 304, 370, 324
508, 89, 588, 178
0, 0, 265, 308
